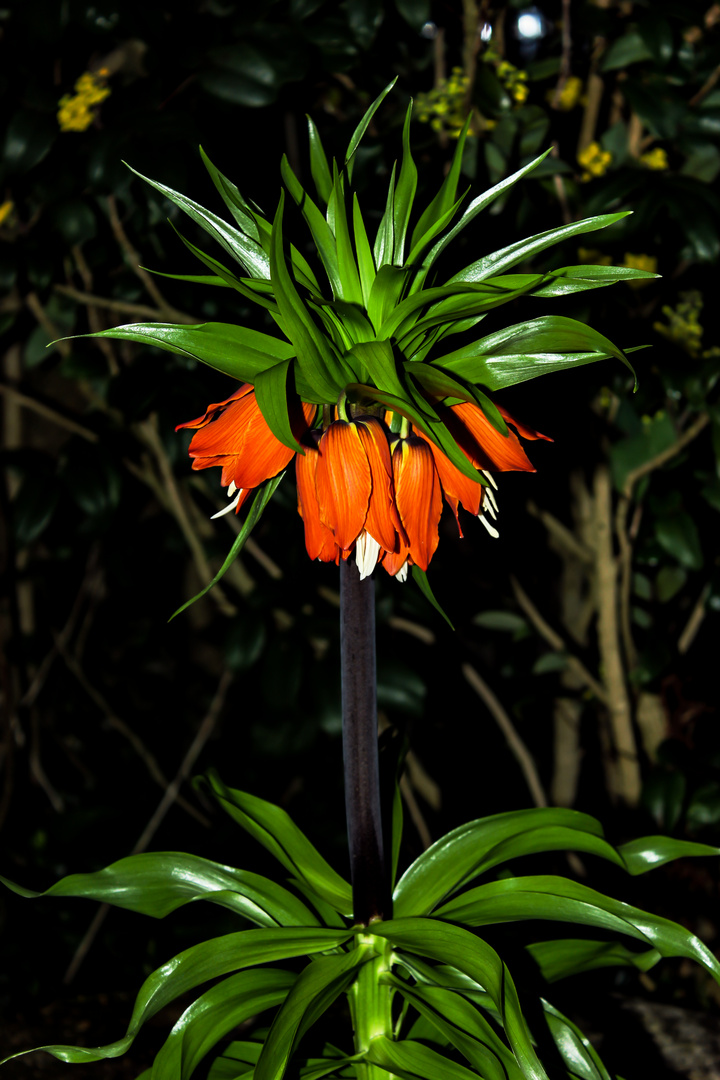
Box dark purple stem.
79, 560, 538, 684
340, 558, 387, 925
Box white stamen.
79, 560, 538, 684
211, 490, 243, 519
355, 531, 381, 580
483, 495, 498, 520
227, 481, 237, 497
481, 469, 498, 491
478, 513, 500, 538
484, 486, 499, 513
395, 560, 409, 583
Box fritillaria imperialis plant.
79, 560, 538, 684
3, 84, 719, 1080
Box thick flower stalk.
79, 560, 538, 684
83, 80, 654, 602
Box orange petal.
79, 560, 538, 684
175, 383, 254, 432
315, 421, 371, 551
497, 405, 552, 443
445, 401, 536, 472
296, 442, 343, 563
392, 436, 442, 571
416, 432, 483, 535
355, 416, 400, 552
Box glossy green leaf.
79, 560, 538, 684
367, 263, 408, 334
344, 77, 397, 179
203, 771, 353, 916
331, 163, 363, 304
408, 364, 508, 435
433, 875, 720, 983
255, 950, 364, 1080
409, 116, 471, 258
370, 919, 547, 1080
393, 808, 606, 916
531, 263, 659, 297
0, 853, 318, 927
541, 1000, 612, 1080
171, 473, 285, 619
388, 979, 520, 1080
270, 192, 344, 400
411, 567, 454, 630
207, 1039, 262, 1080
151, 968, 293, 1080
526, 939, 661, 982
352, 194, 376, 305
420, 152, 550, 278
307, 117, 333, 205
168, 222, 279, 311
393, 102, 418, 266
617, 835, 720, 874
199, 146, 262, 240
432, 316, 636, 389
365, 1036, 486, 1080
280, 155, 341, 297
448, 212, 630, 285
373, 161, 397, 269
346, 340, 407, 402
69, 322, 292, 383
253, 357, 305, 454
125, 163, 270, 279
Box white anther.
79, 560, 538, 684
211, 490, 243, 519
396, 560, 409, 583
356, 532, 381, 580
479, 514, 500, 539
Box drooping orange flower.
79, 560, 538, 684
176, 384, 316, 517
178, 386, 550, 581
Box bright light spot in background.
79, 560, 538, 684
517, 9, 544, 40
421, 21, 438, 39
480, 22, 492, 42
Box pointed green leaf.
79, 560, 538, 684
365, 1036, 487, 1080
346, 339, 408, 401
203, 771, 353, 916
199, 146, 263, 240
448, 211, 631, 284
255, 950, 364, 1080
411, 567, 454, 630
409, 115, 471, 256
367, 262, 407, 334
531, 263, 660, 297
253, 358, 305, 455
433, 875, 720, 984
0, 853, 319, 927
352, 194, 376, 306
270, 192, 344, 400
370, 919, 548, 1080
618, 835, 720, 875
373, 161, 397, 269
66, 322, 292, 383
526, 939, 661, 983
344, 78, 397, 179
307, 117, 333, 205
393, 101, 418, 266
432, 315, 637, 388
125, 162, 271, 279
168, 221, 279, 311
331, 163, 363, 304
280, 155, 341, 297
541, 1000, 613, 1080
171, 473, 285, 619
421, 151, 552, 275
408, 364, 508, 435
393, 808, 606, 916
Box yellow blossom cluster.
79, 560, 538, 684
577, 141, 612, 181
415, 67, 471, 138
0, 200, 14, 228
496, 59, 529, 104
640, 147, 668, 170
58, 69, 111, 132
547, 75, 583, 110
653, 292, 711, 357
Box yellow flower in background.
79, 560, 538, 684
577, 142, 612, 181
623, 253, 657, 288
0, 200, 14, 227
416, 66, 472, 139
654, 292, 705, 356
640, 147, 668, 170
58, 69, 111, 132
576, 247, 612, 266
496, 59, 529, 105
548, 75, 583, 111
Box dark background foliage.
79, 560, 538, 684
1, 0, 719, 1072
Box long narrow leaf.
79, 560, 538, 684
331, 163, 363, 304
344, 78, 397, 179
409, 115, 471, 256
365, 1036, 486, 1080
393, 101, 418, 266
281, 155, 341, 297
526, 939, 661, 982
253, 357, 305, 455
199, 146, 263, 240
0, 853, 318, 927
171, 473, 285, 619
203, 771, 353, 916
307, 117, 333, 205
352, 194, 376, 306
168, 221, 279, 312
